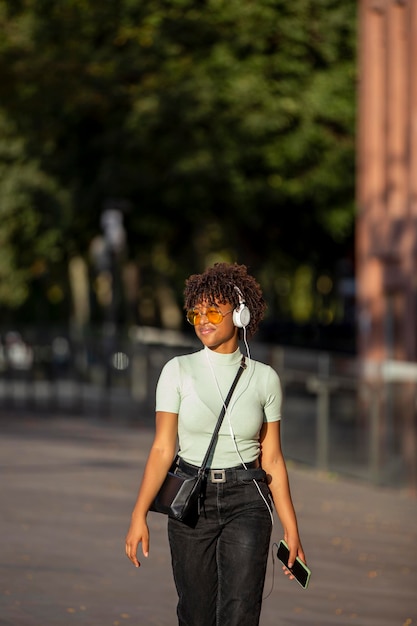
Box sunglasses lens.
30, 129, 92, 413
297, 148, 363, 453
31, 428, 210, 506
206, 309, 223, 324
186, 310, 200, 325
186, 308, 224, 325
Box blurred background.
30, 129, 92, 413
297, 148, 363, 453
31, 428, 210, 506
0, 0, 416, 492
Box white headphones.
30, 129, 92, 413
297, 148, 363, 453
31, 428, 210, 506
232, 285, 251, 328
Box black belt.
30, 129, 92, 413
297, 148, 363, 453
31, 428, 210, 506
176, 457, 266, 484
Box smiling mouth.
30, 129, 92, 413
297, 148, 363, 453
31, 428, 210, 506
198, 326, 215, 334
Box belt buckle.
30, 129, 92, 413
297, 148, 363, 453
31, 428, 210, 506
210, 469, 226, 483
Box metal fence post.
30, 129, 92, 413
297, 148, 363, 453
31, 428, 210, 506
306, 376, 338, 472
369, 383, 381, 484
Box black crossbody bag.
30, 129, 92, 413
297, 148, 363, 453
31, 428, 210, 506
150, 356, 246, 527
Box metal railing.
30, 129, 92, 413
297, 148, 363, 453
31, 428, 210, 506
1, 327, 415, 491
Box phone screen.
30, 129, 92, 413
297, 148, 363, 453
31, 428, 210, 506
276, 540, 311, 589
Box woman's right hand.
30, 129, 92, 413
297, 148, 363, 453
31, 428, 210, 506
125, 516, 149, 568
124, 411, 178, 568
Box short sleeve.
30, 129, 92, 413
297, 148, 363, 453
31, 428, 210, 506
155, 357, 181, 413
263, 366, 283, 422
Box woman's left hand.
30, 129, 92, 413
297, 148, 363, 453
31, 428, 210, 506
282, 536, 306, 581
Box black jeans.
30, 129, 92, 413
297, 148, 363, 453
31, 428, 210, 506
168, 461, 273, 626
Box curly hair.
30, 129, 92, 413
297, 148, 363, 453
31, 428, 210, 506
183, 262, 266, 337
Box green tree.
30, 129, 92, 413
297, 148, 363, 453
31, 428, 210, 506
0, 0, 356, 330
0, 110, 69, 311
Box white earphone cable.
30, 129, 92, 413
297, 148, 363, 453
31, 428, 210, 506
204, 340, 274, 526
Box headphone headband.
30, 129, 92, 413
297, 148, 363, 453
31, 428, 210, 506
234, 285, 245, 304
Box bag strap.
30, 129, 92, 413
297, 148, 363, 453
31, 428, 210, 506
198, 356, 246, 473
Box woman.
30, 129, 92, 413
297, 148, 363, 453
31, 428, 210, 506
125, 262, 306, 626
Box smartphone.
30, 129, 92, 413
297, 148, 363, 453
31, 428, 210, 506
276, 539, 311, 589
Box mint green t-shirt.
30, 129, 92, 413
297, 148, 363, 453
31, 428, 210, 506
155, 347, 282, 468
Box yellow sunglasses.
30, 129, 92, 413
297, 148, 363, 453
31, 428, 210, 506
186, 307, 233, 326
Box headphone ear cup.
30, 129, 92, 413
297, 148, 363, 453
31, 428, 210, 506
233, 303, 251, 328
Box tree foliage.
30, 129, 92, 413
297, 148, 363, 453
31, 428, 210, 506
0, 0, 356, 329
0, 110, 69, 307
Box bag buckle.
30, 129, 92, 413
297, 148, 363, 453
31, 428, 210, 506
210, 469, 226, 483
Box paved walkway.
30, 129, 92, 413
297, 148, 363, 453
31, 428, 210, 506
0, 412, 416, 626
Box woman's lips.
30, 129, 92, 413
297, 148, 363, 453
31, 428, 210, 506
198, 326, 215, 335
